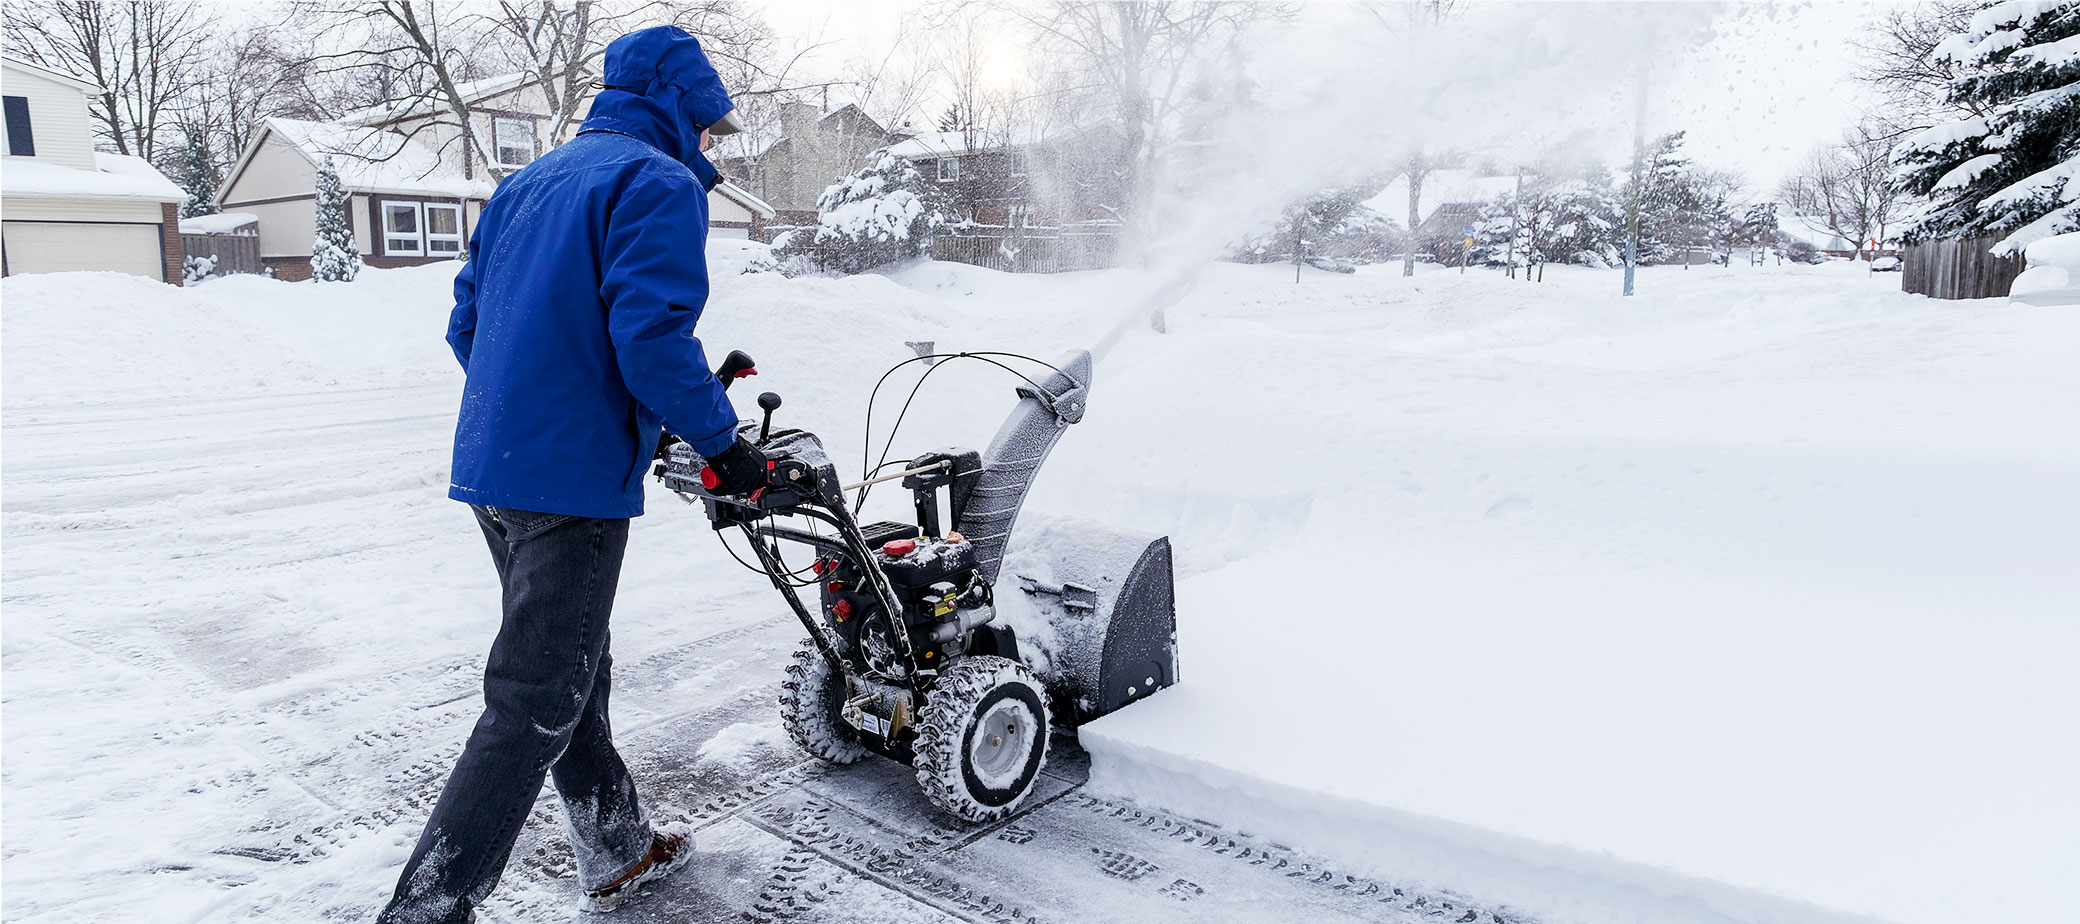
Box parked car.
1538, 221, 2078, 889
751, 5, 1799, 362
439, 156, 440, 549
1869, 256, 1902, 272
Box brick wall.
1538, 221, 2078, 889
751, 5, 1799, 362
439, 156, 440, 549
263, 253, 455, 282
160, 202, 184, 286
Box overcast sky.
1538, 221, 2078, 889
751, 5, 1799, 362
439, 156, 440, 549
753, 1, 1888, 193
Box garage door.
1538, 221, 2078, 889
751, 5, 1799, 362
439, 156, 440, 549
3, 221, 164, 280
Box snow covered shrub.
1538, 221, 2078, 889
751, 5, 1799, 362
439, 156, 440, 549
310, 156, 362, 283
182, 254, 219, 284
1896, 0, 2079, 254
776, 151, 949, 274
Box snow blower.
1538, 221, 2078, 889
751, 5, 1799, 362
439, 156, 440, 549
655, 348, 1177, 822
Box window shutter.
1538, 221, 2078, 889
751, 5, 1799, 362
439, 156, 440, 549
3, 97, 34, 157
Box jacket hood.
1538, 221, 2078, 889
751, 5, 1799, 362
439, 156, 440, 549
580, 26, 734, 181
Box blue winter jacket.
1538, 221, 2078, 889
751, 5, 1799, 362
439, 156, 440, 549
447, 26, 741, 518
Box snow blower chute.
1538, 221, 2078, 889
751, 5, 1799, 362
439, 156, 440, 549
655, 348, 1176, 822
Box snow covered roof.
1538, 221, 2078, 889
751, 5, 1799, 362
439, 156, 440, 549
711, 119, 786, 161
255, 117, 494, 199
715, 179, 775, 218
339, 72, 534, 127
1363, 170, 1521, 225
0, 54, 101, 93
179, 212, 259, 235
885, 125, 1058, 159
1, 151, 186, 202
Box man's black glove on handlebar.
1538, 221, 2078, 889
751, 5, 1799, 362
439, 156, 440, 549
700, 436, 767, 495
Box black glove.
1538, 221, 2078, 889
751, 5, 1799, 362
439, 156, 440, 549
700, 436, 767, 495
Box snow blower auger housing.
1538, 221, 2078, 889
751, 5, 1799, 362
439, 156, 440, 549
655, 348, 1177, 823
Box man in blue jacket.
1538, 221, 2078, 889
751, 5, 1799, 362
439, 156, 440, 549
377, 26, 766, 923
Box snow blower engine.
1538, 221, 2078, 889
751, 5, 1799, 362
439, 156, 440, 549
655, 348, 1176, 822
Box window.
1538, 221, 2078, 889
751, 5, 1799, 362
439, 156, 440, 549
383, 201, 424, 256
937, 156, 960, 182
1009, 151, 1028, 176
425, 203, 463, 255
3, 96, 33, 156
382, 200, 466, 258
493, 117, 536, 167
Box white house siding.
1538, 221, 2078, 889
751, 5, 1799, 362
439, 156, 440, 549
239, 197, 320, 258
0, 197, 162, 223
709, 191, 754, 238
0, 64, 97, 170
224, 132, 321, 202
378, 82, 595, 180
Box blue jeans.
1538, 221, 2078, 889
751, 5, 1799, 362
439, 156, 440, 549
377, 506, 652, 924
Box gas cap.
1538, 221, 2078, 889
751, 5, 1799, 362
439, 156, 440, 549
881, 538, 917, 557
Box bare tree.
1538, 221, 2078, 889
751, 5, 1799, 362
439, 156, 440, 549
1008, 1, 1292, 227
1854, 0, 1985, 140
178, 15, 345, 175
1362, 0, 1465, 275
1779, 123, 1905, 261
3, 0, 216, 161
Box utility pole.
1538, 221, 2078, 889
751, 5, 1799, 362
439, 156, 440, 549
1623, 69, 1648, 297
1506, 166, 1522, 280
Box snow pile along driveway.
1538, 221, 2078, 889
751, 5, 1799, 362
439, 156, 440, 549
1058, 264, 2080, 924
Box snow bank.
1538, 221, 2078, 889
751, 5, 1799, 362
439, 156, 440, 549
0, 265, 464, 407
1048, 262, 2080, 924
2010, 231, 2080, 305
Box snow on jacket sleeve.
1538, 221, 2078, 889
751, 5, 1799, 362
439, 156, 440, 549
447, 229, 481, 368
599, 165, 739, 457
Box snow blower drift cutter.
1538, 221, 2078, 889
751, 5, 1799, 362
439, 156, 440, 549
656, 348, 1177, 822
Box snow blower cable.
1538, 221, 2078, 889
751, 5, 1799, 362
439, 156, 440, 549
854, 351, 1065, 511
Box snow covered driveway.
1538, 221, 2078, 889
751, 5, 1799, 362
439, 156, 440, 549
0, 376, 1522, 924
4, 259, 2075, 924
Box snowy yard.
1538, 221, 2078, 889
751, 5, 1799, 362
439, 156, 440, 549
3, 252, 2075, 924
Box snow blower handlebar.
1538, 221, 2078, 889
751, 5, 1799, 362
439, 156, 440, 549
654, 350, 760, 462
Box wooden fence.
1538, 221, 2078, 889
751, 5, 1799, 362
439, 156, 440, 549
1903, 236, 2025, 300
179, 233, 263, 277
765, 223, 1123, 275
931, 224, 1121, 274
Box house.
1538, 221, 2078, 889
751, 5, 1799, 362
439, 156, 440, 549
1, 55, 189, 284
218, 73, 773, 279
217, 117, 495, 280
711, 100, 904, 226
1778, 215, 1894, 259
885, 124, 1121, 227
1364, 170, 1521, 262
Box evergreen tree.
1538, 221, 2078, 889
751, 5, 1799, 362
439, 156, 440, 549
310, 156, 363, 282
1897, 0, 2080, 252
1473, 171, 1625, 270
1738, 202, 1781, 263
173, 126, 217, 220
776, 150, 950, 274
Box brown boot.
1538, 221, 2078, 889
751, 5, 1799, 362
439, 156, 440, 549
581, 828, 693, 913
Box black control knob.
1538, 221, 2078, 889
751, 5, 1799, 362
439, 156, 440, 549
757, 391, 782, 441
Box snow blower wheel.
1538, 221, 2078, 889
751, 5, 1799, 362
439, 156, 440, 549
914, 656, 1051, 823
780, 644, 866, 765
656, 348, 1177, 826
